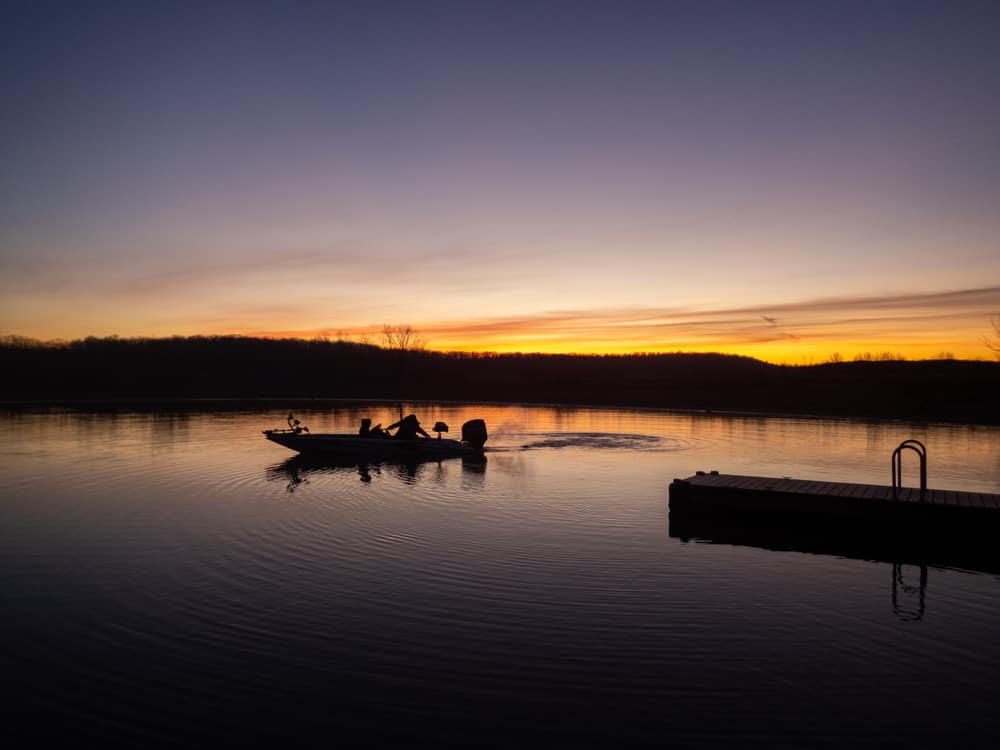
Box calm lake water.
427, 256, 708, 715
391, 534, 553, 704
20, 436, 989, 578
3, 403, 1000, 746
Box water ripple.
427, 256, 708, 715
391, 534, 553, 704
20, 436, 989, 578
3, 407, 1000, 745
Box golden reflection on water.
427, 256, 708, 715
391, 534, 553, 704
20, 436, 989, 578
3, 404, 998, 494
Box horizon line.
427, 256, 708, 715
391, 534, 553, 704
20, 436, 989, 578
3, 332, 995, 366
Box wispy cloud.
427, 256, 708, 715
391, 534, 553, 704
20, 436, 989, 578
251, 286, 1000, 358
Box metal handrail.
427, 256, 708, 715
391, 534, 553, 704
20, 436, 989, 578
891, 439, 926, 501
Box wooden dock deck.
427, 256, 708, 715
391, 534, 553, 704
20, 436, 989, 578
669, 471, 1000, 527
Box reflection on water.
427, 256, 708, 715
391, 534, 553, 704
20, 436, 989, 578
268, 454, 488, 491
668, 511, 985, 623
893, 563, 928, 622
669, 507, 1000, 576
2, 404, 1000, 745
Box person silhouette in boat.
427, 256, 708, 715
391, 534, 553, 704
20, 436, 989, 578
386, 414, 429, 440
359, 418, 388, 438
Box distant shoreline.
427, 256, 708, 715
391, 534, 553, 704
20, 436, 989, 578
2, 396, 996, 428
3, 337, 998, 425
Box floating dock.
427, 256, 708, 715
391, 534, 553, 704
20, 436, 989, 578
669, 471, 1000, 529
669, 471, 1000, 572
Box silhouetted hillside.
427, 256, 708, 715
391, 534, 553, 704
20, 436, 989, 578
2, 336, 998, 423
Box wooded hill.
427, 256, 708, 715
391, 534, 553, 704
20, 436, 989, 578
2, 336, 997, 424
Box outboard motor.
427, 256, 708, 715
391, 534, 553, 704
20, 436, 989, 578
461, 419, 488, 451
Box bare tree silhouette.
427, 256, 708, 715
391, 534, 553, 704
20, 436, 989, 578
381, 324, 425, 351
987, 315, 1000, 359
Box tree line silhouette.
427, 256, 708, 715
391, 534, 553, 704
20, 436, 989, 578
1, 335, 997, 423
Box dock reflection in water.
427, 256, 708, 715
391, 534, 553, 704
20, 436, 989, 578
669, 507, 1000, 576
668, 509, 1000, 622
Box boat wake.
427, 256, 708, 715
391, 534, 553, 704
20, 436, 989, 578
518, 432, 685, 451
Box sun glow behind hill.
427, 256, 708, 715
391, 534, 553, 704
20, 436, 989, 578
243, 286, 1000, 364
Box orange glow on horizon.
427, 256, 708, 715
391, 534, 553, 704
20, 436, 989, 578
241, 326, 991, 364
233, 286, 999, 363
10, 287, 997, 365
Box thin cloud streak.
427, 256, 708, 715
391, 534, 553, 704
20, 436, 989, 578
249, 286, 999, 360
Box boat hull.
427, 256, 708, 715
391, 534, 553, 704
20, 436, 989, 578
264, 431, 480, 459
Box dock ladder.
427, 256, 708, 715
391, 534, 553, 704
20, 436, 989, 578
891, 439, 926, 501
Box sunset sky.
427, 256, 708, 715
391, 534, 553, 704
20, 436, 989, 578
3, 1, 999, 362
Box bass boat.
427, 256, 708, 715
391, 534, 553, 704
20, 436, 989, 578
264, 414, 488, 459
